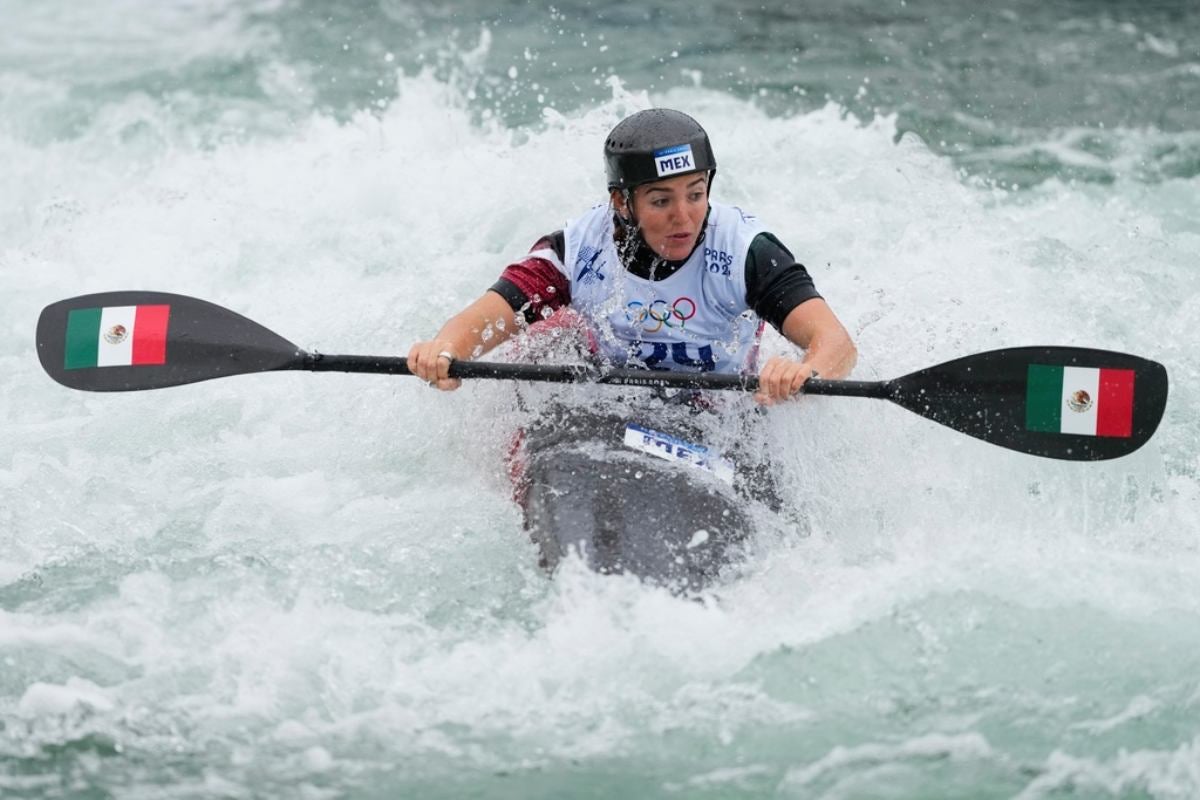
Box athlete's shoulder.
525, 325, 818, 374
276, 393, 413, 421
524, 231, 565, 273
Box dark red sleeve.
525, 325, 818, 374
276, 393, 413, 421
490, 235, 571, 323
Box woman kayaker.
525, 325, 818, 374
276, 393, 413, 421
408, 108, 857, 404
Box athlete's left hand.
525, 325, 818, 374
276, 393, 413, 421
754, 356, 817, 405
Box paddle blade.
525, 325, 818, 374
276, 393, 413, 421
888, 347, 1168, 461
37, 291, 304, 391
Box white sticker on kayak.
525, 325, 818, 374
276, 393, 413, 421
622, 423, 735, 484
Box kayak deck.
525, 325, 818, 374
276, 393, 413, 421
513, 404, 757, 591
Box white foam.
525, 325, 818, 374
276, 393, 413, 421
1015, 738, 1200, 799
780, 732, 995, 788
16, 677, 115, 717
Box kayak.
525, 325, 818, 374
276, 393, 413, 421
508, 398, 764, 591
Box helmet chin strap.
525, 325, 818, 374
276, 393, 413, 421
613, 189, 644, 270
615, 188, 637, 228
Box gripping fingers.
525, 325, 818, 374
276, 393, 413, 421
754, 357, 783, 405
755, 357, 812, 405
766, 359, 786, 403
434, 349, 460, 390
407, 344, 434, 383
407, 341, 460, 389
789, 366, 808, 397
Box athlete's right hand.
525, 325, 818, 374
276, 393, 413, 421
407, 340, 462, 391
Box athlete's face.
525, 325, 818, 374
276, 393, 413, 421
613, 172, 709, 261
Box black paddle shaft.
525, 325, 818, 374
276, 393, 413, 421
307, 354, 896, 396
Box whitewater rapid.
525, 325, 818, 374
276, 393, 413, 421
2, 34, 1199, 799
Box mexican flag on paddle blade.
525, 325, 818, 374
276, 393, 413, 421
64, 305, 170, 369
1026, 364, 1135, 438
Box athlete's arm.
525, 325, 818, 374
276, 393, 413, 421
755, 299, 857, 404
407, 291, 519, 391
744, 233, 857, 404
408, 232, 569, 391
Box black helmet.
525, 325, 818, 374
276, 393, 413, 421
604, 109, 717, 191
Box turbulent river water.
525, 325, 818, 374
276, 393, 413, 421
2, 1, 1199, 797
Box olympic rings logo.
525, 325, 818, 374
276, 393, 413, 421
625, 297, 697, 333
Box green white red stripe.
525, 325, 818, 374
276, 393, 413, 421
64, 305, 171, 369
1026, 364, 1135, 438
